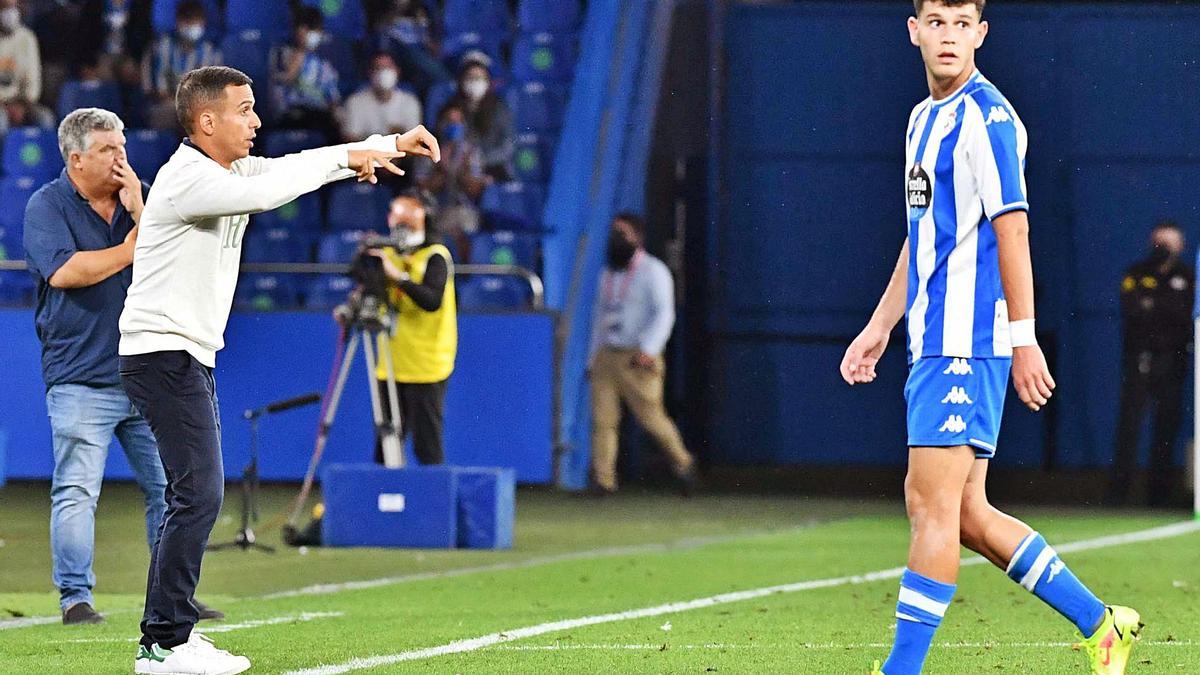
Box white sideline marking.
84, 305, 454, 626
62, 612, 345, 643
489, 640, 1196, 652
286, 520, 1200, 675
0, 616, 59, 630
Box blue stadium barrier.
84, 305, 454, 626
2, 127, 62, 181
481, 181, 545, 230
55, 80, 124, 122
0, 430, 6, 488
233, 273, 301, 311
300, 0, 366, 41
454, 467, 515, 549
0, 176, 39, 236
124, 129, 178, 182
317, 229, 373, 263
243, 227, 314, 263
0, 271, 35, 306
508, 81, 566, 132
469, 230, 539, 268
512, 32, 577, 84
326, 182, 391, 232
443, 0, 511, 39
457, 275, 531, 309
263, 129, 329, 158
518, 0, 582, 33
225, 0, 290, 42
220, 30, 274, 95
305, 273, 356, 310
322, 464, 459, 548
252, 192, 324, 238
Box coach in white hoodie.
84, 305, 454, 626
118, 66, 439, 675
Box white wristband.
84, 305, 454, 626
1009, 319, 1037, 348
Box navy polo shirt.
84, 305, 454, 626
23, 170, 150, 388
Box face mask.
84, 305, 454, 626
442, 122, 465, 142
0, 8, 19, 32
179, 24, 204, 42
462, 78, 488, 102
398, 229, 425, 249
303, 31, 323, 51
606, 233, 637, 270
372, 68, 398, 91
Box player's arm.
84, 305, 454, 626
237, 127, 441, 184
839, 238, 908, 385
994, 209, 1055, 411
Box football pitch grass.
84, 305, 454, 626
2, 482, 1199, 673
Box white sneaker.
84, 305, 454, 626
133, 632, 251, 674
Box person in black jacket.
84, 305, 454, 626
1107, 220, 1194, 506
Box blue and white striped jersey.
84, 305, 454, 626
904, 71, 1028, 363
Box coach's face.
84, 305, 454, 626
908, 2, 988, 83
203, 84, 260, 161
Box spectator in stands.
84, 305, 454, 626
0, 0, 52, 131
1108, 221, 1195, 507
339, 52, 421, 141
370, 0, 448, 97
22, 108, 222, 625
587, 213, 697, 497
443, 52, 514, 181
270, 6, 341, 138
142, 0, 221, 129
416, 103, 487, 257
361, 192, 457, 466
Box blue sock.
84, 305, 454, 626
1006, 532, 1107, 635
882, 569, 956, 675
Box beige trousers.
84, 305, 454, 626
590, 347, 694, 491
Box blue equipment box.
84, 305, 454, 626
455, 467, 515, 550
321, 464, 458, 548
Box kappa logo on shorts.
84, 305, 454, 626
940, 386, 973, 405
942, 358, 973, 376
938, 415, 967, 434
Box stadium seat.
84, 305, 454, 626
252, 192, 324, 238
152, 0, 222, 40
0, 225, 23, 262
507, 81, 567, 132
456, 274, 531, 309
2, 127, 62, 180
55, 80, 124, 122
423, 80, 458, 128
440, 32, 506, 72
443, 0, 511, 38
480, 181, 545, 231
326, 182, 391, 232
305, 273, 357, 310
234, 273, 300, 311
512, 32, 577, 83
0, 270, 35, 306
0, 176, 40, 235
225, 0, 291, 42
124, 129, 179, 182
513, 132, 554, 183
263, 130, 328, 158
243, 227, 314, 263
300, 0, 366, 41
317, 229, 373, 263
220, 30, 273, 97
318, 35, 362, 99
469, 230, 539, 268
517, 0, 582, 33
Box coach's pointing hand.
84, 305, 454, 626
1012, 344, 1055, 412
395, 125, 441, 163
347, 149, 407, 184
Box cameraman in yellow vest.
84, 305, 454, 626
363, 193, 457, 465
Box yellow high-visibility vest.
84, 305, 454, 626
375, 243, 457, 383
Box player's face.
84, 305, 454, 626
73, 129, 127, 192
210, 84, 260, 161
908, 3, 988, 86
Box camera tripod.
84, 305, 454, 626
286, 293, 406, 533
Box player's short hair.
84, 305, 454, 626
175, 66, 253, 135
913, 0, 985, 17
613, 212, 646, 238
57, 108, 124, 163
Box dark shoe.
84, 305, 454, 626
194, 599, 225, 621
677, 469, 700, 498
62, 602, 104, 625
582, 485, 616, 498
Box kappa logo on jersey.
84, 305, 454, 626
942, 358, 973, 376
985, 105, 1013, 126
907, 162, 932, 217
940, 386, 973, 405
1047, 559, 1065, 584
938, 415, 967, 434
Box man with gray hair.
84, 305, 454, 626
22, 108, 223, 625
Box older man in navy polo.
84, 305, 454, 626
22, 108, 222, 625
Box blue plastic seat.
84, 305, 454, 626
2, 127, 63, 180
263, 129, 329, 158
517, 0, 582, 33
305, 273, 357, 310
220, 30, 273, 95
469, 230, 538, 267
317, 230, 373, 263
512, 32, 577, 83
456, 274, 530, 309
318, 35, 361, 99
0, 270, 35, 306
512, 132, 555, 183
440, 32, 507, 72
243, 227, 314, 263
252, 192, 324, 238
300, 0, 366, 41
55, 80, 124, 122
0, 176, 40, 236
443, 0, 511, 37
326, 182, 392, 232
423, 80, 458, 129
124, 129, 179, 182
152, 0, 223, 39
480, 181, 545, 231
234, 273, 300, 311
225, 0, 291, 41
0, 226, 23, 262
507, 81, 566, 132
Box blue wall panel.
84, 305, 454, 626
0, 310, 554, 484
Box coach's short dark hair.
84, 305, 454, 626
613, 212, 646, 237
913, 0, 985, 16
175, 66, 252, 134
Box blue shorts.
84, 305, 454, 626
905, 356, 1011, 458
